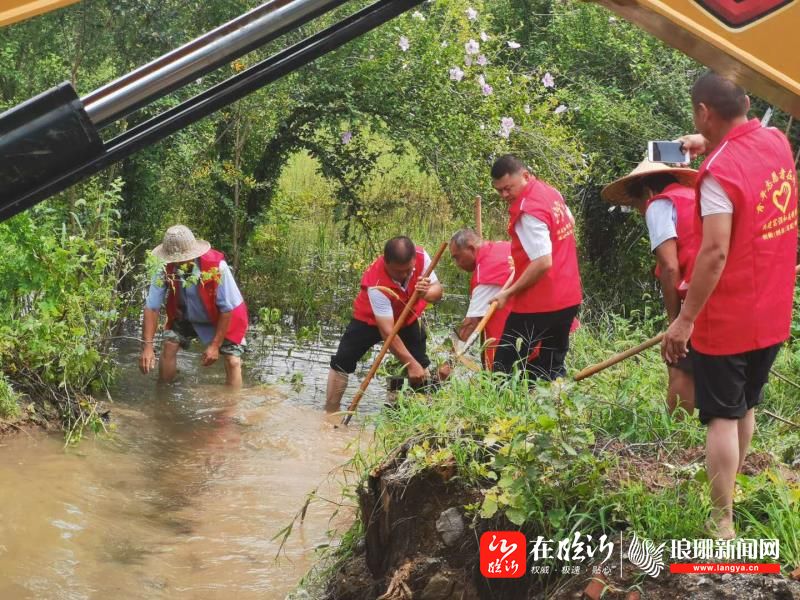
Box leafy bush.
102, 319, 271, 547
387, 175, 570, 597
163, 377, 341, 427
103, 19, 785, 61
0, 179, 132, 438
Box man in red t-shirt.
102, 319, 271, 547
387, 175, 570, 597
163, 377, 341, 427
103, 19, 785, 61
449, 228, 513, 369
664, 72, 798, 539
325, 236, 443, 413
489, 155, 583, 379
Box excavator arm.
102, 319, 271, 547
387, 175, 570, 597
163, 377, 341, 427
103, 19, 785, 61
0, 0, 798, 221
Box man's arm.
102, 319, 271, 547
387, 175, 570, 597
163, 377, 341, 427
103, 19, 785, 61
140, 275, 167, 374
493, 254, 552, 310
457, 317, 482, 341
139, 308, 160, 374
201, 310, 233, 366
653, 239, 682, 323
374, 315, 426, 382
663, 213, 732, 362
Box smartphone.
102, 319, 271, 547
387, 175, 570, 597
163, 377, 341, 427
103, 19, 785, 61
648, 141, 690, 165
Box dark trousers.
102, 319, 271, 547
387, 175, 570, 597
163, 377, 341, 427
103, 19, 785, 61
493, 305, 580, 380
330, 318, 430, 374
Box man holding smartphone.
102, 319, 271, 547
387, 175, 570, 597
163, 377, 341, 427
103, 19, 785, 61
489, 154, 582, 379
663, 72, 798, 539
602, 160, 699, 417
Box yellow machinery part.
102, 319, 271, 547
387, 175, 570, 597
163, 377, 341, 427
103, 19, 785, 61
595, 0, 800, 117
0, 0, 81, 27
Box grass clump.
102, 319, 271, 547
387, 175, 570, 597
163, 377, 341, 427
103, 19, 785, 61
0, 376, 20, 419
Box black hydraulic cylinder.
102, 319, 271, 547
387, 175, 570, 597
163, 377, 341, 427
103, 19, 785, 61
0, 82, 102, 203
0, 0, 424, 222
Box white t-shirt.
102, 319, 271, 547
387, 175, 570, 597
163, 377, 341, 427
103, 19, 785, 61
367, 250, 440, 318
466, 283, 500, 317
644, 199, 678, 251
700, 174, 733, 216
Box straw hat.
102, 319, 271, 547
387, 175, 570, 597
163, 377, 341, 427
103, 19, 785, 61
152, 225, 210, 263
601, 159, 698, 206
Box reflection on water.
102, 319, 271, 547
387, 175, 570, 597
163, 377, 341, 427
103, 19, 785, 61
0, 335, 372, 599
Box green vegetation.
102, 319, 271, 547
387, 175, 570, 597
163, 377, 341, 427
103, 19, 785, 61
0, 179, 133, 440
302, 317, 800, 591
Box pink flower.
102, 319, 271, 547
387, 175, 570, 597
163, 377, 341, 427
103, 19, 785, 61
477, 54, 488, 66
554, 104, 568, 114
465, 39, 480, 55
464, 54, 473, 67
450, 67, 465, 82
541, 72, 555, 88
482, 84, 493, 96
507, 40, 521, 49
498, 117, 515, 139
466, 7, 478, 20
399, 36, 410, 52
341, 131, 352, 144
480, 31, 489, 42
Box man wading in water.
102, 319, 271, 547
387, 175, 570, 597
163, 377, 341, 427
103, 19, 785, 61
325, 236, 443, 413
139, 225, 249, 387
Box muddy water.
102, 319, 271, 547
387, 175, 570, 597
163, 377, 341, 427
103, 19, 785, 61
0, 334, 383, 599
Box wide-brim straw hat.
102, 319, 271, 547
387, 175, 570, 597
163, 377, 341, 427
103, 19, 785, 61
152, 224, 211, 263
601, 159, 698, 206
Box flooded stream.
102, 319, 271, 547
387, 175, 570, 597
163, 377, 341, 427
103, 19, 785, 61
0, 331, 386, 599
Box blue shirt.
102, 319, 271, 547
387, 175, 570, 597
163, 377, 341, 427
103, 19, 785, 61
146, 259, 244, 345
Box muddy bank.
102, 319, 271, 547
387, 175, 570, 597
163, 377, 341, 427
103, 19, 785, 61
323, 440, 800, 600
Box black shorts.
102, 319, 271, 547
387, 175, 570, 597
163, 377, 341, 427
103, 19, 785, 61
691, 343, 782, 425
492, 305, 580, 380
330, 318, 430, 374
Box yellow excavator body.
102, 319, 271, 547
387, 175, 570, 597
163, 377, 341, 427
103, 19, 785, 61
597, 0, 800, 117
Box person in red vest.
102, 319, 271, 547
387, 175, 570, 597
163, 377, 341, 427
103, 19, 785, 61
139, 225, 249, 387
489, 155, 583, 379
326, 236, 443, 412
449, 228, 513, 369
602, 160, 699, 416
663, 72, 798, 539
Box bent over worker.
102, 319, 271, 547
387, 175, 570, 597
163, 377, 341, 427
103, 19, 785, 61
602, 160, 699, 416
140, 225, 249, 387
489, 155, 583, 380
663, 72, 798, 539
326, 236, 443, 412
449, 228, 512, 369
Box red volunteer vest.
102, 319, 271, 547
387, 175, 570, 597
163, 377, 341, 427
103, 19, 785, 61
352, 247, 428, 326
692, 119, 798, 355
646, 183, 701, 297
165, 249, 249, 345
508, 178, 583, 313
470, 241, 513, 367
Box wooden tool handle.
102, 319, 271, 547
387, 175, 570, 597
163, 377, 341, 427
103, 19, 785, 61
573, 333, 665, 382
